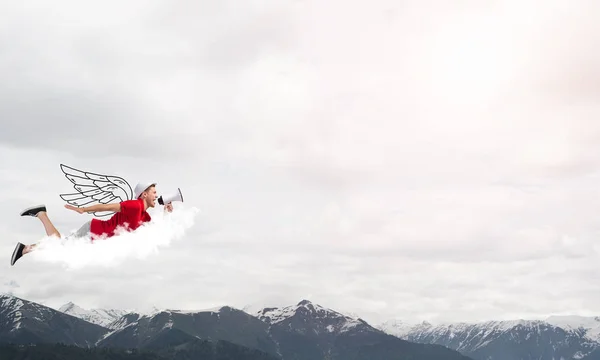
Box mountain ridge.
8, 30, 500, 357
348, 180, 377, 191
378, 316, 600, 360
0, 294, 473, 360
6, 292, 600, 360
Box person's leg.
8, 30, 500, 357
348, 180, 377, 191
36, 212, 61, 238
19, 205, 61, 255
72, 220, 91, 239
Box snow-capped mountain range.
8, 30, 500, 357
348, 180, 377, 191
378, 316, 600, 360
0, 293, 468, 360
58, 301, 162, 330
57, 299, 600, 360
546, 315, 600, 343
4, 291, 600, 360
379, 315, 600, 344
0, 294, 108, 347
58, 302, 129, 329
54, 298, 600, 359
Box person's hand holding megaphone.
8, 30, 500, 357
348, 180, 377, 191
157, 188, 183, 213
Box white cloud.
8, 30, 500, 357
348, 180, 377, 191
2, 0, 600, 327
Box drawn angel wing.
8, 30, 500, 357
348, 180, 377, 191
59, 164, 133, 218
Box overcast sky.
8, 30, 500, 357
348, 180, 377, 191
2, 0, 600, 327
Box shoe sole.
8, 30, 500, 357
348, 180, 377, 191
11, 242, 24, 266
20, 205, 46, 217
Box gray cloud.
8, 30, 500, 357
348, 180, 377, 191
0, 0, 296, 159
3, 0, 600, 327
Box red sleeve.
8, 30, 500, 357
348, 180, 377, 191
120, 200, 142, 215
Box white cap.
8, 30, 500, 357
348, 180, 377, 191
133, 182, 156, 199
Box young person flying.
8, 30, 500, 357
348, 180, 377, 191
10, 182, 173, 266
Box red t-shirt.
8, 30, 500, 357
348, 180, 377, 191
90, 199, 151, 239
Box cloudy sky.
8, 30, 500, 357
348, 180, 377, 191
2, 0, 600, 326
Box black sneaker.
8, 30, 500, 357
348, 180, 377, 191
20, 205, 46, 217
11, 242, 25, 266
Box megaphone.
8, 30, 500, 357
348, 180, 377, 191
158, 188, 184, 205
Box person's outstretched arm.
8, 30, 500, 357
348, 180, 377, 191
65, 203, 121, 214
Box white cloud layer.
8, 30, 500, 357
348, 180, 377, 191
2, 0, 600, 326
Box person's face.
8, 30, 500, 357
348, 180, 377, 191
142, 186, 157, 208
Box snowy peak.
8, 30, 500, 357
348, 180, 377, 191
57, 301, 237, 332
257, 299, 353, 324
545, 315, 600, 342
0, 294, 109, 347
545, 315, 600, 329
378, 316, 600, 360
58, 302, 128, 329
378, 319, 432, 338
379, 316, 600, 343
160, 305, 228, 315
0, 294, 25, 314
379, 318, 554, 338
0, 293, 57, 325
59, 301, 86, 315
0, 294, 27, 329
256, 299, 374, 335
